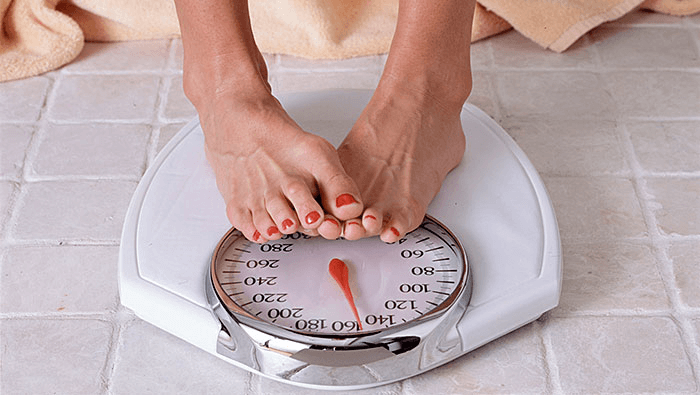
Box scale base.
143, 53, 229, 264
118, 89, 561, 390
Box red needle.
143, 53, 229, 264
328, 258, 363, 331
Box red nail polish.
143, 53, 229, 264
348, 221, 361, 227
253, 230, 261, 241
365, 215, 377, 221
305, 211, 321, 224
390, 227, 400, 237
267, 226, 279, 236
324, 218, 339, 227
282, 219, 294, 230
336, 194, 358, 208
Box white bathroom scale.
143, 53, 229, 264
119, 89, 562, 390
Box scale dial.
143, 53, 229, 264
211, 216, 468, 341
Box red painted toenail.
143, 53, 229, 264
348, 221, 361, 226
253, 230, 261, 241
267, 226, 279, 236
336, 194, 358, 208
390, 227, 400, 237
305, 211, 321, 224
282, 219, 294, 230
324, 218, 339, 226
365, 215, 377, 221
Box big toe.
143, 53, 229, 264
317, 166, 363, 221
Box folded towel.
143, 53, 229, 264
1, 0, 698, 82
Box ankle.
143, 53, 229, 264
377, 62, 472, 113
183, 50, 271, 112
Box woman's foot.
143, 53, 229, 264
200, 90, 362, 243
337, 83, 466, 243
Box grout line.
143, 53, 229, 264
481, 72, 504, 123
485, 39, 496, 69
149, 74, 174, 166
467, 66, 700, 73
587, 33, 605, 69
540, 321, 564, 395
551, 309, 676, 318
61, 69, 182, 76
625, 116, 700, 122
0, 311, 115, 319
617, 120, 700, 389
661, 234, 700, 241
22, 175, 142, 182
165, 38, 180, 72
3, 239, 121, 247
641, 171, 700, 178
4, 71, 63, 243
0, 180, 20, 244
687, 19, 700, 55
102, 308, 136, 394
43, 118, 157, 125
146, 125, 162, 168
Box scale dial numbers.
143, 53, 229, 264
212, 218, 466, 337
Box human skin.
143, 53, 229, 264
174, 0, 475, 243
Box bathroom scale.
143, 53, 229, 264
118, 89, 562, 390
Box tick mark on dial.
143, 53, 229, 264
224, 259, 244, 263
425, 246, 444, 252
415, 237, 430, 244
235, 248, 251, 253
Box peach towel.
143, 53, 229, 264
0, 0, 698, 82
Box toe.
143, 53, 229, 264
301, 227, 320, 237
361, 209, 383, 235
380, 224, 402, 243
227, 206, 267, 243
318, 215, 342, 240
316, 165, 363, 221
379, 202, 426, 243
265, 193, 299, 234
251, 207, 282, 241
342, 219, 366, 240
283, 180, 324, 229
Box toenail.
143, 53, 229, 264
253, 230, 261, 241
365, 215, 377, 221
324, 218, 339, 227
282, 219, 294, 230
305, 211, 321, 224
348, 221, 361, 226
267, 226, 279, 236
390, 227, 400, 237
336, 194, 358, 208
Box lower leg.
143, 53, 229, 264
339, 0, 476, 242
174, 0, 363, 242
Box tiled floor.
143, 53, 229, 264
1, 9, 700, 394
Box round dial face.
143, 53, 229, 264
211, 217, 467, 337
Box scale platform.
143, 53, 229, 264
119, 89, 562, 389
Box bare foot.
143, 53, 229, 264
337, 85, 466, 243
200, 91, 362, 243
